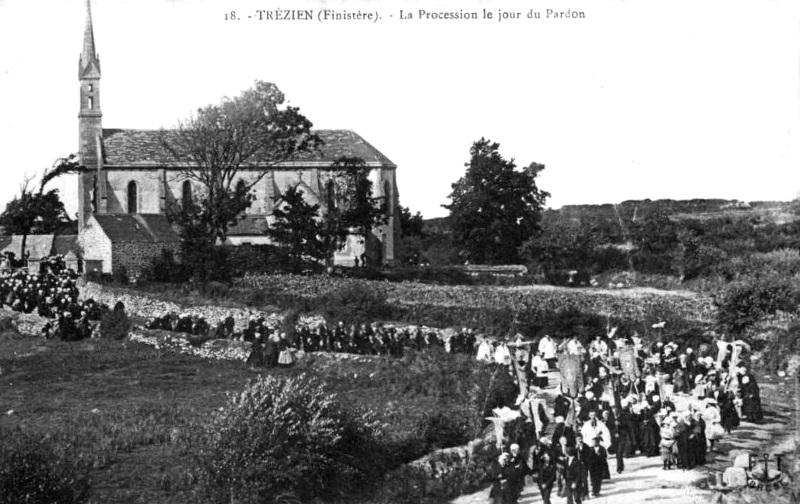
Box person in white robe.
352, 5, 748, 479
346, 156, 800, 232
581, 411, 612, 450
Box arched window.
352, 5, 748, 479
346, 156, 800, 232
325, 180, 336, 211
127, 181, 138, 213
182, 180, 192, 205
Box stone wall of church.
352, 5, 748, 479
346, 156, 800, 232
78, 216, 112, 273
112, 241, 181, 278
160, 169, 325, 218
105, 170, 163, 214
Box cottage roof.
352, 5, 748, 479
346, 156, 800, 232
1, 235, 55, 260
92, 214, 180, 243
52, 234, 81, 256
100, 129, 396, 168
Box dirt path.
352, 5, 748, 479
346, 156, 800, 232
451, 370, 796, 504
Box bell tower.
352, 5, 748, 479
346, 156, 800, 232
78, 0, 103, 229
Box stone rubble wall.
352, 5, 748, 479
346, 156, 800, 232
377, 435, 502, 503
0, 308, 50, 337
78, 281, 290, 331
129, 328, 252, 361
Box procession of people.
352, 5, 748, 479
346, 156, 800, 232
146, 313, 481, 361
487, 326, 763, 504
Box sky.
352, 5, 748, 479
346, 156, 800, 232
0, 0, 798, 220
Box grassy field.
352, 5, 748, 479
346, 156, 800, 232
0, 327, 500, 503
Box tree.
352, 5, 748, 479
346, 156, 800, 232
398, 205, 424, 238
443, 138, 549, 264
320, 157, 388, 267
167, 195, 233, 283
161, 81, 321, 248
266, 185, 326, 266
0, 156, 76, 265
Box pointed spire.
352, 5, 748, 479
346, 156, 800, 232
82, 0, 96, 61
80, 0, 100, 76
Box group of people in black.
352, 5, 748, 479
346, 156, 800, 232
145, 312, 480, 359
487, 327, 764, 504
0, 256, 107, 340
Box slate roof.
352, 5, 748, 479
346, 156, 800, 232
1, 235, 55, 260
92, 214, 180, 243
100, 129, 395, 168
52, 234, 81, 256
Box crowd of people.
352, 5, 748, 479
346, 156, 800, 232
487, 327, 764, 504
0, 256, 106, 340
145, 312, 480, 359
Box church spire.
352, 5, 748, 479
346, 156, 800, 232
79, 0, 100, 77
78, 0, 103, 230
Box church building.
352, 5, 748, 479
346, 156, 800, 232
75, 0, 399, 276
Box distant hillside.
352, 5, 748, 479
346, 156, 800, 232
422, 216, 451, 235
426, 199, 798, 233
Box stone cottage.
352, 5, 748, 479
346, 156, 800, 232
78, 214, 180, 276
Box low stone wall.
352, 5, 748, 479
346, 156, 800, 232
129, 327, 252, 361
377, 435, 502, 503
0, 308, 50, 337
461, 264, 528, 277
79, 281, 288, 331
77, 281, 471, 342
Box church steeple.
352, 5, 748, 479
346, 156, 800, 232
79, 0, 101, 78
78, 0, 104, 229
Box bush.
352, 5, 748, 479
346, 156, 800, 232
192, 374, 384, 503
749, 314, 800, 375
414, 412, 473, 450
714, 275, 799, 335
0, 426, 91, 504
142, 248, 190, 283
319, 284, 390, 325
99, 302, 132, 340
111, 265, 129, 285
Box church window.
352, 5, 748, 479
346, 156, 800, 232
127, 181, 138, 213
88, 84, 93, 92
182, 180, 192, 205
88, 97, 94, 109
325, 180, 336, 211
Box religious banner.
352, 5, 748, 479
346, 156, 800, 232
618, 346, 641, 380
558, 354, 584, 398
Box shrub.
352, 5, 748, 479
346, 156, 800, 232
111, 265, 129, 284
192, 374, 384, 503
201, 281, 230, 299
680, 241, 729, 281
414, 412, 473, 450
0, 426, 91, 504
142, 248, 190, 283
714, 275, 799, 335
99, 302, 132, 340
319, 283, 390, 325
749, 313, 800, 375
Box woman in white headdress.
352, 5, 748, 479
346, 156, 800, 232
702, 399, 724, 451
494, 340, 512, 366
476, 337, 494, 363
